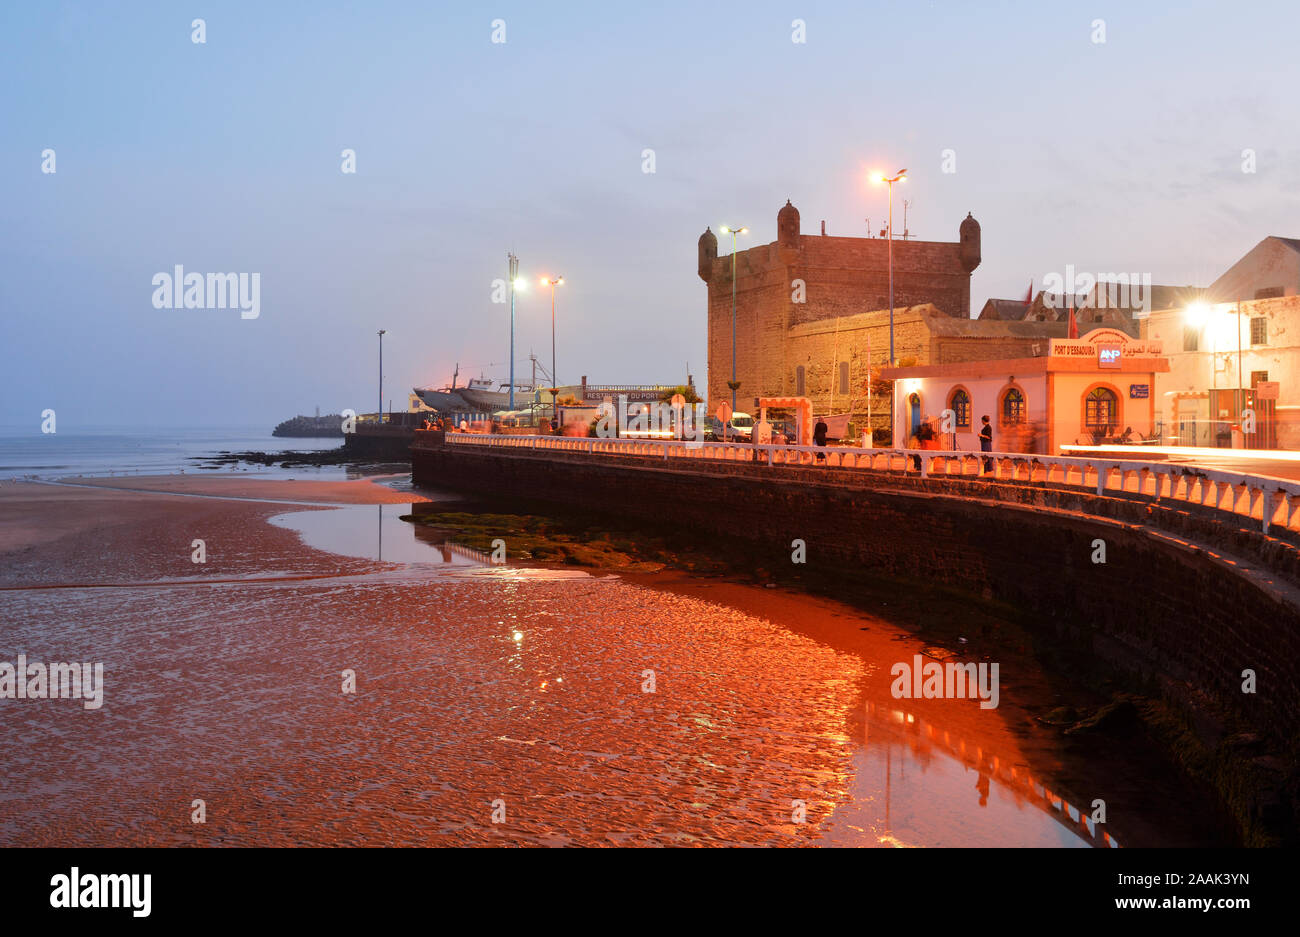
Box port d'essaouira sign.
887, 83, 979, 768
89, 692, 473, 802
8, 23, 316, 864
1049, 328, 1163, 364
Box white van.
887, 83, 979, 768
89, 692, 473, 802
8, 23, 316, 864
726, 412, 755, 441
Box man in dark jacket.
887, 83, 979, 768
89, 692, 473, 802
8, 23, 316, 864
813, 419, 828, 461
979, 415, 993, 474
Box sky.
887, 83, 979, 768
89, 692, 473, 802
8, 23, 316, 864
3, 0, 1299, 429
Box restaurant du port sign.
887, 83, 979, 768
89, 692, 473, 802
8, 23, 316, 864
1049, 329, 1162, 367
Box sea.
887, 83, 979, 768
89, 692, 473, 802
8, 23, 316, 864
0, 426, 371, 481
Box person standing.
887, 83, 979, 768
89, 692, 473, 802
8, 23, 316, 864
813, 418, 828, 462
913, 415, 935, 470
979, 415, 993, 474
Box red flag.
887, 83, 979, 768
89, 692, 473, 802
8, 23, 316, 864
1024, 280, 1033, 306
1067, 304, 1079, 339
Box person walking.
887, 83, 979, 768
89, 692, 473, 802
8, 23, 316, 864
979, 414, 993, 474
912, 415, 935, 470
813, 418, 828, 462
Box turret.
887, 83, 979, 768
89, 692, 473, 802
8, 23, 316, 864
777, 199, 800, 247
698, 227, 717, 281
959, 212, 981, 273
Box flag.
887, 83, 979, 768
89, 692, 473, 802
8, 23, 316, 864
1067, 304, 1079, 339
1024, 280, 1033, 306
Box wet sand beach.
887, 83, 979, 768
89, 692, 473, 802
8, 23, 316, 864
0, 476, 1229, 846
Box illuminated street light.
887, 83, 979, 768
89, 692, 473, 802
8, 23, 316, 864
872, 169, 907, 364
508, 253, 521, 410
722, 224, 754, 410
541, 276, 565, 422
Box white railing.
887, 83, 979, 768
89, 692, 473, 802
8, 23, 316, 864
439, 432, 1300, 536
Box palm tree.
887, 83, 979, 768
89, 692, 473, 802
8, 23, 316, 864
657, 385, 702, 404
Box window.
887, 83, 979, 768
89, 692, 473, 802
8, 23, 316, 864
1251, 370, 1269, 387
1251, 317, 1267, 345
795, 365, 805, 396
838, 361, 849, 395
1183, 326, 1199, 352
1255, 287, 1283, 300
949, 389, 971, 428
1085, 387, 1118, 430
1001, 387, 1025, 425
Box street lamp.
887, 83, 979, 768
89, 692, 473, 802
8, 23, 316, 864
508, 253, 521, 410
1186, 301, 1216, 445
541, 276, 564, 420
720, 224, 748, 412
377, 329, 386, 424
872, 169, 907, 364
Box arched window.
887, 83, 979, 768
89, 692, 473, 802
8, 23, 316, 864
1001, 387, 1025, 425
1085, 387, 1118, 430
795, 365, 805, 396
948, 388, 971, 428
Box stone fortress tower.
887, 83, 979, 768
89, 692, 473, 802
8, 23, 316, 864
699, 199, 982, 420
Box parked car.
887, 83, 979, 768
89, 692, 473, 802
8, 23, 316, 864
725, 412, 755, 442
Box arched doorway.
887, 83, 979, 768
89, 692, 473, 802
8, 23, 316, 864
908, 393, 921, 438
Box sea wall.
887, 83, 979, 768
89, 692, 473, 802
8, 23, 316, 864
343, 425, 414, 460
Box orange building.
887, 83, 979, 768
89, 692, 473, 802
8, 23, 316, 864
881, 328, 1169, 454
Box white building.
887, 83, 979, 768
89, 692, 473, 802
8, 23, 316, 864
1142, 294, 1300, 448
1136, 236, 1300, 448
1207, 236, 1300, 303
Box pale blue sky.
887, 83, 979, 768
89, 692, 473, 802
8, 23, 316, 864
2, 0, 1298, 428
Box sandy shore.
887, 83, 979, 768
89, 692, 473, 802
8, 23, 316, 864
0, 475, 424, 587
0, 476, 867, 846
0, 475, 1229, 846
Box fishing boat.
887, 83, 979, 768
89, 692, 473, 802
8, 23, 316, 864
412, 385, 471, 412
456, 377, 536, 411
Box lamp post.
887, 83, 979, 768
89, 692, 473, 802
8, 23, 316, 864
541, 276, 564, 420
377, 329, 386, 424
872, 170, 907, 364
1237, 301, 1244, 423
1186, 301, 1212, 445
720, 225, 748, 412
508, 253, 520, 411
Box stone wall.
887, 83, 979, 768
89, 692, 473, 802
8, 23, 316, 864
343, 425, 414, 460
704, 221, 977, 416
933, 335, 1047, 364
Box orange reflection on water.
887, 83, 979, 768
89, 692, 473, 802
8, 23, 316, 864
818, 701, 1115, 848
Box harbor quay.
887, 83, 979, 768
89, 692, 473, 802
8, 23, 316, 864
412, 429, 1300, 845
